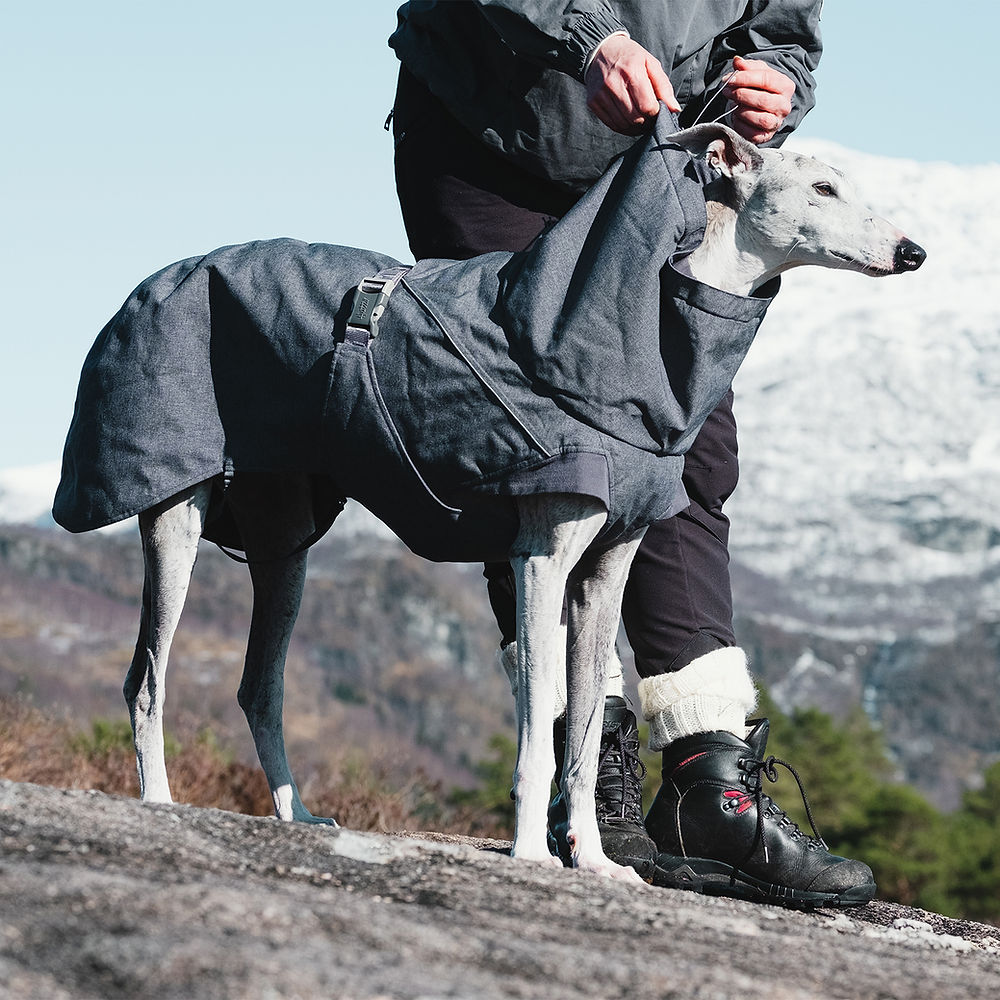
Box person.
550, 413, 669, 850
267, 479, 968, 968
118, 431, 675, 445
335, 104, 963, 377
387, 1, 875, 906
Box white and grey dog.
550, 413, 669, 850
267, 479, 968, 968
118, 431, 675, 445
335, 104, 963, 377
83, 124, 924, 881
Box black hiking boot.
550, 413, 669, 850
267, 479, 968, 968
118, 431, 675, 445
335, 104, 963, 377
646, 719, 876, 908
548, 696, 658, 881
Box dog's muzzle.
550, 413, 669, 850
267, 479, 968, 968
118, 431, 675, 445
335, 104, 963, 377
894, 240, 926, 272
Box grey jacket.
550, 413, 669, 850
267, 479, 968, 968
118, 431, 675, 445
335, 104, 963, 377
53, 112, 776, 563
389, 0, 822, 191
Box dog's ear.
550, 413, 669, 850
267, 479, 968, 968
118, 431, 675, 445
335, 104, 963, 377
667, 123, 763, 178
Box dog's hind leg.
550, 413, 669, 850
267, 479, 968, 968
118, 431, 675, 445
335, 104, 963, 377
563, 530, 646, 881
124, 482, 212, 803
239, 549, 334, 824
228, 471, 334, 824
509, 494, 607, 865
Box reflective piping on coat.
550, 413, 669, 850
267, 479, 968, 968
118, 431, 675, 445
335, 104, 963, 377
400, 277, 554, 458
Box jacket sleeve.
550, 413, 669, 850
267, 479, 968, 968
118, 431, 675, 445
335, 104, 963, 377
698, 0, 823, 146
462, 1, 629, 79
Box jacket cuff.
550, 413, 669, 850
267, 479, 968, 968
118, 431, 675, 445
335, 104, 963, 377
583, 29, 629, 77
564, 9, 629, 79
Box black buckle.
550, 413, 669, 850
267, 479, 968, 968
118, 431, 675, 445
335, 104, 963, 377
344, 267, 410, 343
347, 282, 393, 339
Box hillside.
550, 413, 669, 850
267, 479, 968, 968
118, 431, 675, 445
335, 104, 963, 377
0, 519, 508, 799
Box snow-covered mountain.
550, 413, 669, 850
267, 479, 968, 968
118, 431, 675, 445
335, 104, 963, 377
728, 140, 1000, 636
3, 142, 997, 805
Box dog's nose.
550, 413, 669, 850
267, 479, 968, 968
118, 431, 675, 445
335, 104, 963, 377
894, 240, 926, 272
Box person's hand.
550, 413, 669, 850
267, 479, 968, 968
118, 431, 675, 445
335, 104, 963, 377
584, 34, 680, 135
722, 55, 795, 144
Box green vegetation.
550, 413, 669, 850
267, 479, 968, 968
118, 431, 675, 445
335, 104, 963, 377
449, 732, 518, 830
71, 717, 182, 758
70, 717, 136, 755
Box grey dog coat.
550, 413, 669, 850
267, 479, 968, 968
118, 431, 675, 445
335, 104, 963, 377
53, 113, 777, 562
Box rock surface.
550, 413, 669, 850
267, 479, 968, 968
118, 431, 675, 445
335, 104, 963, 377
1, 780, 998, 999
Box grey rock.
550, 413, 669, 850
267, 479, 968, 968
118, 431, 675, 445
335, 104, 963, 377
1, 780, 998, 1000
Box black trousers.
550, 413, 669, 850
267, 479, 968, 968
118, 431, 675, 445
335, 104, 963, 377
392, 69, 737, 677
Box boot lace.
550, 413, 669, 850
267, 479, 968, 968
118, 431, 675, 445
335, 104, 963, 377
731, 753, 828, 883
595, 725, 647, 826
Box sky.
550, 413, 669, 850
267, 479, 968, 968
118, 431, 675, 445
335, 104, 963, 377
2, 1, 997, 470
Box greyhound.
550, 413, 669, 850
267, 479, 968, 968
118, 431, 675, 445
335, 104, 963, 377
60, 122, 924, 882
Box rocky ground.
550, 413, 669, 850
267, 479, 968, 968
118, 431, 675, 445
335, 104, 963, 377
1, 779, 998, 1000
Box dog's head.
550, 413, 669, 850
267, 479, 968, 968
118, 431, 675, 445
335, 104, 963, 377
668, 123, 926, 278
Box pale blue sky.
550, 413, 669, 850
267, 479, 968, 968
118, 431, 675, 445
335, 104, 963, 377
2, 1, 996, 468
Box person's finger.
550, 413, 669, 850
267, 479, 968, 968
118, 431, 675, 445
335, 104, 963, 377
587, 83, 628, 132
726, 85, 792, 118
622, 63, 660, 121
589, 73, 651, 133
598, 74, 645, 130
646, 54, 680, 113
587, 88, 645, 135
721, 56, 794, 142
729, 107, 781, 144
725, 55, 796, 98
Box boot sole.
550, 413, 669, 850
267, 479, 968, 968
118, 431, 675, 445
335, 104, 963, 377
652, 854, 876, 909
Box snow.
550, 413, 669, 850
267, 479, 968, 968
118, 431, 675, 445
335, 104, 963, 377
0, 461, 62, 528
726, 140, 1000, 631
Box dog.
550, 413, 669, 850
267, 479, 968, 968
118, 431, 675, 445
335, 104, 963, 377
53, 120, 924, 882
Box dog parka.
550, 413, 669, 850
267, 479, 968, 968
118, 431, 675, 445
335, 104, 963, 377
53, 113, 777, 561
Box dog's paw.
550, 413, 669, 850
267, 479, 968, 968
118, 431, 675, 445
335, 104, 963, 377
273, 785, 339, 826
605, 861, 646, 884
569, 835, 646, 884
511, 850, 563, 870
510, 841, 562, 868
575, 856, 646, 883
531, 855, 564, 870
296, 812, 339, 827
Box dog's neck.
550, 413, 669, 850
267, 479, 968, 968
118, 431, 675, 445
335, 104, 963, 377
675, 183, 786, 297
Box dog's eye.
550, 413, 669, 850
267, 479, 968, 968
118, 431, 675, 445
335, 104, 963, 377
812, 182, 837, 197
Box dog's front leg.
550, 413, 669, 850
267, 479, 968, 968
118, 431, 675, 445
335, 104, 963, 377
509, 494, 607, 865
564, 530, 646, 881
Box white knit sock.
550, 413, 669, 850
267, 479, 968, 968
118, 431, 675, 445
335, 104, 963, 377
637, 647, 757, 750
497, 636, 626, 720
